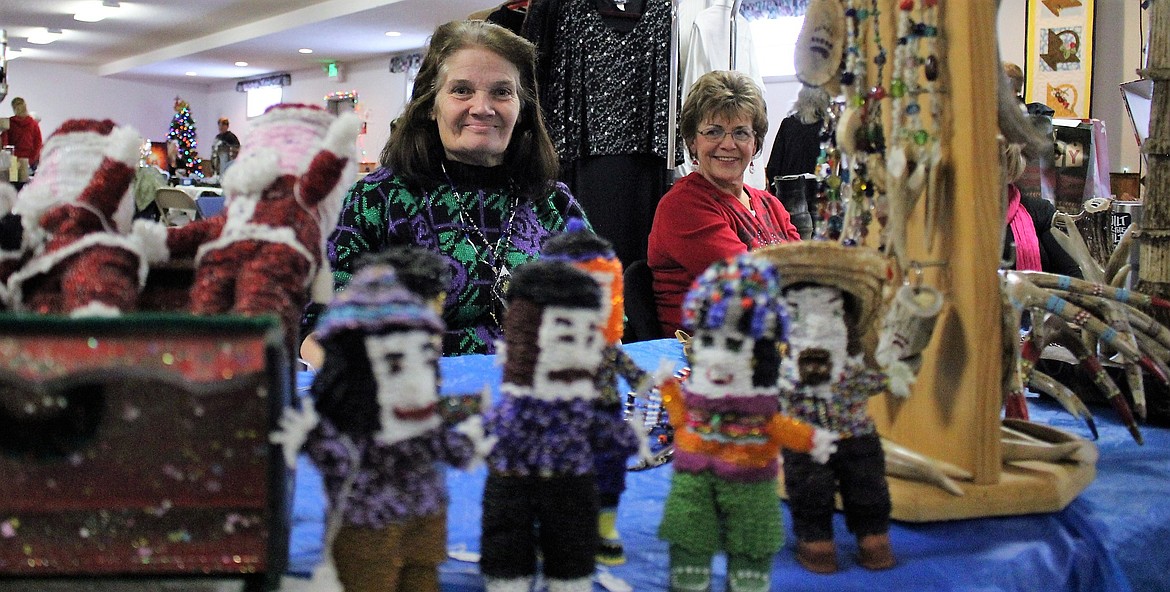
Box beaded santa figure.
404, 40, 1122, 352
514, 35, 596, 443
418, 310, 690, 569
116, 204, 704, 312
480, 259, 645, 592
164, 103, 360, 356
269, 263, 493, 592
657, 253, 837, 592
4, 119, 166, 315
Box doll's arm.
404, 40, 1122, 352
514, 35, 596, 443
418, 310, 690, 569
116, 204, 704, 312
770, 413, 838, 464
269, 404, 321, 469
452, 414, 497, 469
165, 217, 224, 259
297, 113, 360, 208
658, 377, 687, 428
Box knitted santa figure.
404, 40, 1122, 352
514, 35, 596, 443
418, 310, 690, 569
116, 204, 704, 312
657, 253, 837, 592
0, 183, 24, 306
4, 119, 165, 316
164, 103, 360, 355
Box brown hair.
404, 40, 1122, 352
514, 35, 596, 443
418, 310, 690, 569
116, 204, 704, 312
10, 97, 27, 117
680, 70, 769, 158
380, 20, 559, 197
1003, 62, 1024, 97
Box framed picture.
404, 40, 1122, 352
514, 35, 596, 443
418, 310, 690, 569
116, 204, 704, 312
1023, 0, 1095, 118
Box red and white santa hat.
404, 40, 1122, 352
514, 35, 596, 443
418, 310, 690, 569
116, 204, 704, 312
13, 119, 142, 233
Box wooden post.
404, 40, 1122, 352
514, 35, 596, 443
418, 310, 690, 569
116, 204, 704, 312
1136, 0, 1170, 327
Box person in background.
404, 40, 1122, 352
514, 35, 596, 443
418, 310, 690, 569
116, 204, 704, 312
0, 97, 43, 190
1003, 61, 1025, 101
305, 19, 587, 356
764, 85, 830, 239
212, 117, 241, 176
647, 70, 800, 337
1001, 140, 1082, 279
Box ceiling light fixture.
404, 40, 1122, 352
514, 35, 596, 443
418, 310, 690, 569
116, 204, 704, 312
74, 1, 120, 23
385, 31, 401, 37
298, 48, 313, 54
27, 28, 63, 45
235, 61, 248, 67
185, 72, 198, 77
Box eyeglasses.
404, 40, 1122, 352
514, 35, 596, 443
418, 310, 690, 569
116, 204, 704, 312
697, 126, 755, 143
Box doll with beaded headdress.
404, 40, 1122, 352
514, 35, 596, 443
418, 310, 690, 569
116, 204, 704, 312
480, 259, 643, 592
4, 119, 166, 315
540, 219, 669, 565
756, 241, 896, 574
164, 103, 360, 356
657, 253, 837, 592
269, 263, 492, 592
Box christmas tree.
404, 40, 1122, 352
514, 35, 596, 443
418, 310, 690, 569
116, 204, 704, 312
167, 97, 203, 177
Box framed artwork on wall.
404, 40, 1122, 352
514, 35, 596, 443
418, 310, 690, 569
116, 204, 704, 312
1023, 0, 1095, 119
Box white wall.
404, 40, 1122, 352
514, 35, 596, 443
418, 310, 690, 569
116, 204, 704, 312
5, 59, 210, 147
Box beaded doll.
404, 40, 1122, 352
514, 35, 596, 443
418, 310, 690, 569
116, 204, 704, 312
480, 259, 642, 592
759, 241, 896, 573
5, 119, 166, 315
540, 219, 667, 565
657, 254, 837, 592
269, 263, 493, 592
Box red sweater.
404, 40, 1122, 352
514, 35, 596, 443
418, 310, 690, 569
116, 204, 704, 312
2, 115, 43, 165
647, 172, 800, 335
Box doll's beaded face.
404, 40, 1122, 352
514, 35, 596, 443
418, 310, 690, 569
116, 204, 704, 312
784, 285, 849, 387
531, 305, 603, 402
366, 329, 442, 444
687, 326, 757, 397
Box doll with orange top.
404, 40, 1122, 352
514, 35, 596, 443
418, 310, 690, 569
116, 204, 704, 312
657, 253, 837, 592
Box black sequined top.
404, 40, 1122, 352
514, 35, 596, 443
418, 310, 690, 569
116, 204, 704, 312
534, 0, 679, 163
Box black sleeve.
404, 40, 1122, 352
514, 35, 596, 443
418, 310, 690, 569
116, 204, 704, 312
765, 117, 791, 187
1023, 196, 1083, 279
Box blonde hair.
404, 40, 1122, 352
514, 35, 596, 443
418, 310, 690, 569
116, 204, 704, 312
1000, 138, 1027, 185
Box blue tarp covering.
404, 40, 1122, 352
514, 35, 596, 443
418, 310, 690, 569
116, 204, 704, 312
288, 339, 1167, 591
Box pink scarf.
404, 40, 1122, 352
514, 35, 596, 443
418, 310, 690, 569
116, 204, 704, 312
1005, 184, 1042, 271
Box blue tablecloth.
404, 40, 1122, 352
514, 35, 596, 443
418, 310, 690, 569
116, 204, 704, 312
288, 339, 1169, 592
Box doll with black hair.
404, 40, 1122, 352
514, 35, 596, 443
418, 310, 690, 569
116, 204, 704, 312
657, 253, 836, 592
480, 259, 643, 592
540, 219, 668, 565
270, 263, 492, 592
759, 241, 897, 574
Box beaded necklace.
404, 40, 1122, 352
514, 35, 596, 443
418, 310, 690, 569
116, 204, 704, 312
440, 164, 520, 327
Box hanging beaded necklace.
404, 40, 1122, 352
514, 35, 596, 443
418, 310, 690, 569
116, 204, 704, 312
440, 163, 520, 327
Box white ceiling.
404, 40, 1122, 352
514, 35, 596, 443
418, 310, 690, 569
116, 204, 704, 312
0, 0, 501, 85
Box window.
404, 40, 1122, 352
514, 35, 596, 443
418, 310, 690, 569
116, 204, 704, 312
247, 85, 283, 118
749, 16, 805, 79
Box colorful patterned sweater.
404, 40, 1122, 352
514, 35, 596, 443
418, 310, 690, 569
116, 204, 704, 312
320, 161, 587, 355
778, 361, 890, 438
660, 378, 818, 482
484, 391, 640, 478
304, 418, 475, 529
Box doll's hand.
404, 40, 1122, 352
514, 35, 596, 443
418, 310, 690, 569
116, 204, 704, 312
884, 360, 916, 399
269, 405, 320, 469
630, 411, 655, 464
810, 428, 839, 464
454, 415, 497, 469
633, 358, 679, 399
130, 219, 170, 263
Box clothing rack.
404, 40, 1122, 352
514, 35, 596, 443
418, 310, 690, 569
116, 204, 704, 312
729, 0, 742, 70
667, 0, 681, 169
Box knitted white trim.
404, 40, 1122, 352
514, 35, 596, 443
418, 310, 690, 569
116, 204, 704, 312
69, 301, 123, 318
728, 568, 770, 592
194, 223, 317, 288
105, 125, 143, 167
483, 576, 534, 592
5, 233, 147, 310
547, 576, 593, 592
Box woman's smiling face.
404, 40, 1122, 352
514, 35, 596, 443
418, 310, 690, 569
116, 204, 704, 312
689, 112, 757, 196
432, 46, 521, 167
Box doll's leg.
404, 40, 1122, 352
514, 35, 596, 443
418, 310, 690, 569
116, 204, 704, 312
659, 472, 720, 592
781, 449, 840, 573
836, 434, 895, 570
61, 248, 140, 314
188, 256, 239, 315
594, 402, 628, 565
718, 479, 783, 592
397, 511, 447, 592
537, 474, 598, 588
331, 524, 405, 592
481, 474, 538, 589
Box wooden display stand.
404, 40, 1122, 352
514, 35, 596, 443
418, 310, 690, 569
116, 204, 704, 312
858, 2, 1095, 522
